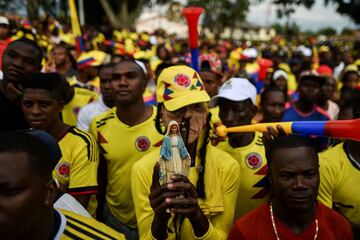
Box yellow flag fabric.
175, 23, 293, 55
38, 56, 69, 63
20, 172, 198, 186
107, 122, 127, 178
68, 0, 81, 36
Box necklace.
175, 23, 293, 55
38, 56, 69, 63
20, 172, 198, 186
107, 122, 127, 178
270, 202, 318, 240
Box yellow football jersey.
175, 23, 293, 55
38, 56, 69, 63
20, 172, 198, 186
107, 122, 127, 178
57, 209, 125, 239
89, 106, 163, 228
217, 131, 269, 219
62, 87, 99, 126
54, 126, 99, 216
132, 143, 240, 240
68, 76, 101, 94
318, 142, 360, 225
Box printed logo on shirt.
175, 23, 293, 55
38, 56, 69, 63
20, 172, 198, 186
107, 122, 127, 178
135, 136, 151, 152
56, 162, 70, 178
246, 152, 263, 169
174, 73, 191, 87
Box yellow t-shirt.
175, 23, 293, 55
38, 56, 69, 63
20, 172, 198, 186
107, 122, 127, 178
62, 87, 99, 126
132, 141, 240, 240
89, 106, 163, 228
217, 131, 269, 219
57, 209, 125, 239
210, 106, 221, 126
318, 142, 360, 225
54, 126, 99, 216
68, 76, 101, 94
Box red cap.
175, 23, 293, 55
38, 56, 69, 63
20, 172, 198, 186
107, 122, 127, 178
317, 64, 333, 76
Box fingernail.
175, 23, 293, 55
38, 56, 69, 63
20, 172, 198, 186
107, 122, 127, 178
165, 198, 171, 203
167, 183, 173, 189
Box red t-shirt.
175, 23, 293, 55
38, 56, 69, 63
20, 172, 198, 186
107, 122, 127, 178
0, 38, 12, 69
228, 203, 353, 240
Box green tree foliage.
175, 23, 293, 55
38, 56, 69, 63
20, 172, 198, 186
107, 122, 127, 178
0, 0, 65, 21
258, 0, 360, 24
271, 22, 284, 34
341, 27, 354, 36
318, 27, 337, 36
99, 0, 172, 28
187, 0, 250, 39
273, 0, 315, 18
271, 21, 300, 39
324, 0, 360, 24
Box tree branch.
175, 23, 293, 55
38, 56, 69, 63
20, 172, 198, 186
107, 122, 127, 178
99, 0, 119, 28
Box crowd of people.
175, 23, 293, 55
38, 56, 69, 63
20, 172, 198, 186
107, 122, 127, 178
0, 13, 359, 239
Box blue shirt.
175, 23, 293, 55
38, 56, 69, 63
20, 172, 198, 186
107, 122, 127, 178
282, 104, 329, 122
282, 104, 330, 151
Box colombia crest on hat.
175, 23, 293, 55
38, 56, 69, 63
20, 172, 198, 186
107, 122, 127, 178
156, 65, 210, 111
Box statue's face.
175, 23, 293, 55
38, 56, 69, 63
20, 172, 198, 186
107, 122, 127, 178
170, 124, 178, 135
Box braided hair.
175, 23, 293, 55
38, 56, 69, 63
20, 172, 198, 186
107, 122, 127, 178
196, 112, 212, 199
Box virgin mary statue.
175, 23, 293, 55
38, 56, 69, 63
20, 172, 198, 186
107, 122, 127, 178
159, 120, 191, 184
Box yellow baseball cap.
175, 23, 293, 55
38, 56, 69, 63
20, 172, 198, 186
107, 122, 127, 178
156, 65, 210, 111
77, 50, 107, 69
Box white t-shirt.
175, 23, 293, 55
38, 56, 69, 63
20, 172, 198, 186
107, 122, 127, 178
327, 100, 340, 120
77, 96, 110, 131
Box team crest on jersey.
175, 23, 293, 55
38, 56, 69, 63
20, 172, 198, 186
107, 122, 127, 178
56, 162, 70, 177
246, 152, 263, 169
135, 136, 150, 152
174, 73, 191, 87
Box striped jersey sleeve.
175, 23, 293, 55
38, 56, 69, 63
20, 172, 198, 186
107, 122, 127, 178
60, 210, 125, 239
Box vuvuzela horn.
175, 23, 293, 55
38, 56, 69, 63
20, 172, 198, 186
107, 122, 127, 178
216, 119, 360, 141
182, 7, 204, 71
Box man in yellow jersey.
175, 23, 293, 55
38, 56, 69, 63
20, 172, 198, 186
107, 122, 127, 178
62, 50, 107, 126
61, 84, 99, 126
69, 50, 108, 93
21, 72, 99, 216
0, 131, 124, 240
131, 65, 240, 240
318, 89, 360, 238
89, 59, 163, 239
210, 77, 269, 219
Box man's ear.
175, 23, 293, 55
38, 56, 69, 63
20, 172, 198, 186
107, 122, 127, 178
44, 179, 59, 207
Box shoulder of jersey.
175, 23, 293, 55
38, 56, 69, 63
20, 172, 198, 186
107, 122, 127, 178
74, 87, 99, 97
94, 109, 116, 129
61, 210, 125, 239
67, 127, 98, 162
